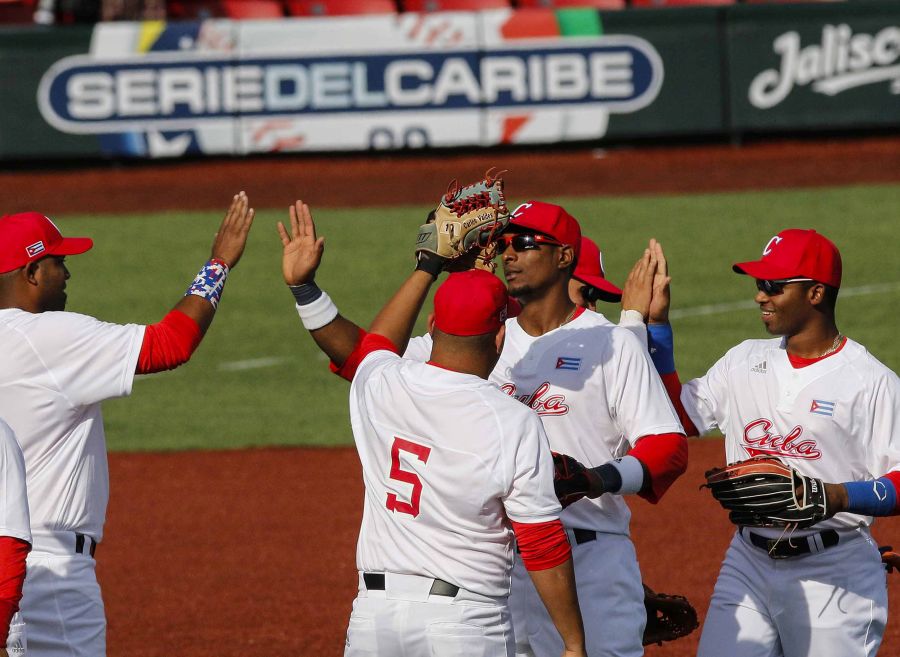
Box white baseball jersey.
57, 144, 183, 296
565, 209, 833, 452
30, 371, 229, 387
350, 347, 561, 598
682, 336, 900, 534
0, 419, 31, 545
405, 309, 683, 535
0, 309, 144, 542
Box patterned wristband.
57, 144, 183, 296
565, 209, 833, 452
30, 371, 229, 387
185, 258, 230, 309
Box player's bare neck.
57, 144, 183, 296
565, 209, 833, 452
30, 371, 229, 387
516, 292, 578, 337
784, 322, 842, 359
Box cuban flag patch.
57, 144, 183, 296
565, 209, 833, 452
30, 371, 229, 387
26, 241, 45, 257
556, 357, 581, 371
810, 399, 836, 417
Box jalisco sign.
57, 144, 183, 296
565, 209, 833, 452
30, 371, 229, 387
749, 24, 900, 109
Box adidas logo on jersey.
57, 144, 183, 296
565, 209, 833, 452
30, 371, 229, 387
750, 360, 767, 374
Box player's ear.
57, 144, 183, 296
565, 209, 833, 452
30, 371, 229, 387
558, 245, 576, 271
427, 312, 436, 336
24, 261, 41, 286
495, 324, 506, 354
807, 282, 826, 307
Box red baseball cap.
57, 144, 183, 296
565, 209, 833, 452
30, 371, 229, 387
434, 269, 520, 336
573, 236, 622, 299
0, 212, 93, 274
733, 229, 842, 289
509, 201, 581, 259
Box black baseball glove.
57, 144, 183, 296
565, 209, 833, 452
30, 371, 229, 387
643, 583, 699, 646
703, 456, 828, 528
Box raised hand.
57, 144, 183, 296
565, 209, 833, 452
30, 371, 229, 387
647, 239, 671, 324
211, 191, 255, 268
621, 245, 655, 320
277, 200, 325, 286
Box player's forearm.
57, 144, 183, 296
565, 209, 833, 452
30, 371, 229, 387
310, 316, 364, 367
831, 472, 900, 517
527, 559, 586, 656
368, 270, 436, 355
0, 537, 29, 644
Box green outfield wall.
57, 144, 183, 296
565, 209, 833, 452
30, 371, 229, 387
2, 0, 898, 159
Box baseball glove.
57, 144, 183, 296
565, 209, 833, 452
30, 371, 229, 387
703, 456, 828, 529
552, 452, 601, 509
642, 584, 699, 646
415, 169, 510, 275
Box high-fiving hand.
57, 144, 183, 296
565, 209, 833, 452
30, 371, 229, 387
277, 201, 326, 286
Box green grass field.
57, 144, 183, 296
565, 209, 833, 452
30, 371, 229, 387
54, 183, 900, 451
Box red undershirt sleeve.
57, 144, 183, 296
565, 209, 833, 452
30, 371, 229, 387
329, 327, 368, 382
511, 519, 571, 571
136, 310, 204, 374
330, 332, 399, 381
0, 537, 30, 644
884, 472, 900, 513
629, 432, 688, 504
660, 371, 699, 437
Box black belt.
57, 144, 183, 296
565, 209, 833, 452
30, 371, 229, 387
744, 528, 839, 559
75, 533, 97, 558
363, 573, 460, 597
570, 528, 597, 545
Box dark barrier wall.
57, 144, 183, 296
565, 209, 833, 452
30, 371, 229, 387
727, 2, 900, 132
1, 1, 898, 159
1, 26, 96, 157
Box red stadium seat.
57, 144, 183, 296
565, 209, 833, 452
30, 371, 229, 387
630, 0, 732, 6
285, 0, 397, 15
0, 0, 35, 24
516, 0, 624, 8
402, 0, 510, 12
222, 0, 284, 18
168, 0, 224, 19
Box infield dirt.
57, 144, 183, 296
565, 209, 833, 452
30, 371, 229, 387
101, 440, 900, 657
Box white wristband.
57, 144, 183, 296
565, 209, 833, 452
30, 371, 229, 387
610, 455, 646, 495
296, 292, 339, 330
618, 309, 645, 326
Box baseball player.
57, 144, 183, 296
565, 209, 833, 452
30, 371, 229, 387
634, 231, 899, 657
287, 198, 688, 657
0, 194, 254, 657
0, 419, 31, 657
568, 236, 622, 311
278, 204, 587, 657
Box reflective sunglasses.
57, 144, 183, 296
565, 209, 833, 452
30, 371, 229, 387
498, 233, 564, 251
755, 278, 814, 295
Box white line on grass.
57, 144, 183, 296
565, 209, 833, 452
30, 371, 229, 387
669, 281, 900, 320
218, 357, 286, 372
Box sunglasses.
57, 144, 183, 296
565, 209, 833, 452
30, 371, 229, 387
498, 233, 564, 251
755, 278, 814, 295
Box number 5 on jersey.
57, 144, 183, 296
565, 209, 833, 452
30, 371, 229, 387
386, 437, 431, 518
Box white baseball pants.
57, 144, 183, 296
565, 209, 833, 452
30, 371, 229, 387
511, 531, 646, 657
697, 528, 888, 657
344, 572, 514, 657
20, 532, 105, 657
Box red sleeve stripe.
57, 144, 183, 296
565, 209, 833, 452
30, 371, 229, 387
884, 472, 900, 512
661, 371, 699, 437
0, 537, 30, 643
511, 519, 571, 571
136, 310, 203, 374
329, 331, 399, 381
628, 432, 688, 504
329, 327, 368, 382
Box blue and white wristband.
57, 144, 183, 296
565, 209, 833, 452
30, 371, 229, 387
290, 281, 339, 330
185, 258, 229, 309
